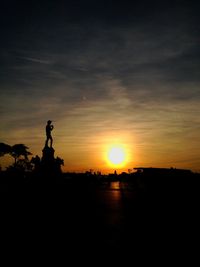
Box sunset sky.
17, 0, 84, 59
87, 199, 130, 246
1, 0, 200, 173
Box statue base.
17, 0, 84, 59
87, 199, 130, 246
42, 146, 55, 163
40, 146, 57, 179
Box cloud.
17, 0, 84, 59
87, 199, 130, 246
21, 57, 52, 65
1, 2, 200, 170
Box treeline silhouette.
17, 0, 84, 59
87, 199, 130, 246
1, 141, 200, 200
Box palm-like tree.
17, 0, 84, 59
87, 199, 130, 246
0, 143, 32, 172
10, 144, 32, 166
0, 143, 11, 157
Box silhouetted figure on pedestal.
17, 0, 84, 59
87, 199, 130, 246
45, 120, 54, 147
30, 120, 65, 183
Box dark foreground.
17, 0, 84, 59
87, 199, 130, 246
1, 173, 200, 262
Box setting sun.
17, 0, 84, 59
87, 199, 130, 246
108, 147, 125, 164
106, 144, 127, 168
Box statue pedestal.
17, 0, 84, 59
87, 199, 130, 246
41, 146, 56, 178
42, 146, 55, 163
31, 145, 64, 184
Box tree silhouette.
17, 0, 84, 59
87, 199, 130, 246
0, 143, 11, 157
55, 156, 64, 166
55, 156, 64, 173
10, 144, 32, 166
15, 158, 33, 172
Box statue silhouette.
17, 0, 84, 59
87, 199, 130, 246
45, 120, 54, 147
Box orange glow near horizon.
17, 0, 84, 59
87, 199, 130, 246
56, 133, 134, 174
2, 126, 200, 174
